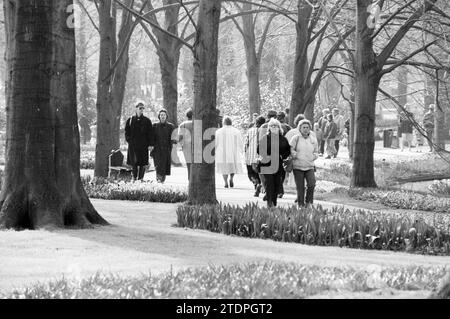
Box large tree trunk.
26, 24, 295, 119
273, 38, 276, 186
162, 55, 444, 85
95, 0, 132, 177
188, 0, 221, 205
241, 2, 261, 118
289, 0, 313, 125
435, 70, 446, 150
348, 84, 355, 160
158, 44, 180, 125
0, 0, 107, 230
352, 0, 379, 188
156, 0, 181, 126
77, 10, 92, 145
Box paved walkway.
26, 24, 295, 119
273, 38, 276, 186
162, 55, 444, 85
1, 141, 449, 294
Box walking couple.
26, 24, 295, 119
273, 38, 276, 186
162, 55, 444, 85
125, 102, 176, 183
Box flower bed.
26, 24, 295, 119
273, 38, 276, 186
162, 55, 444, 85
83, 176, 187, 203
177, 202, 450, 255
348, 188, 450, 214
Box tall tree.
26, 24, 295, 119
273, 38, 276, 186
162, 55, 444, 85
226, 2, 279, 118
95, 0, 137, 177
1, 0, 107, 229
352, 0, 439, 187
77, 4, 96, 144
289, 0, 354, 125
138, 0, 186, 126
188, 0, 221, 204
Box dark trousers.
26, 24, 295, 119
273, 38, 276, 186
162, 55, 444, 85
293, 169, 316, 205
246, 165, 261, 186
279, 169, 286, 194
132, 165, 146, 180
156, 173, 166, 183
263, 172, 282, 207
187, 163, 192, 181
334, 139, 340, 155
426, 129, 434, 150
320, 140, 325, 154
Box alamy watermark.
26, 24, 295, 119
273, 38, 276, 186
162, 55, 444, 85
175, 120, 279, 174
67, 3, 82, 30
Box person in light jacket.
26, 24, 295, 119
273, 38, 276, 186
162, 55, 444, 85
289, 119, 318, 207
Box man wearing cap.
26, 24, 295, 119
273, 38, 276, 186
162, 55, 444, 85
125, 102, 154, 181
152, 109, 177, 183
423, 105, 435, 152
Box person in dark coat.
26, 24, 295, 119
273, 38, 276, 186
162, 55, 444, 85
152, 109, 176, 183
125, 102, 154, 181
257, 118, 291, 207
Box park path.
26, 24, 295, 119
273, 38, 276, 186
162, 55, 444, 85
2, 164, 450, 294
1, 143, 450, 295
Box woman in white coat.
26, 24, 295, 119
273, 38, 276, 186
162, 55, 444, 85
215, 116, 244, 188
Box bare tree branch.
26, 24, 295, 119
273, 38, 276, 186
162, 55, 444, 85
77, 0, 100, 33
114, 0, 194, 50
380, 40, 438, 76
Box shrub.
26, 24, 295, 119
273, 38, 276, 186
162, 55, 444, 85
176, 202, 450, 255
348, 188, 450, 214
428, 180, 450, 196
3, 263, 447, 299
82, 176, 187, 203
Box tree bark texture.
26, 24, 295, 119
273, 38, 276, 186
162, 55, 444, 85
241, 2, 261, 118
95, 0, 132, 177
155, 0, 181, 126
352, 0, 379, 188
188, 0, 221, 205
435, 70, 446, 150
289, 0, 313, 125
0, 0, 108, 230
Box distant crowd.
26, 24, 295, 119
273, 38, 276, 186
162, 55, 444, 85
124, 102, 351, 208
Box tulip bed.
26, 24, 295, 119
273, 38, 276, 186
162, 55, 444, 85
177, 202, 450, 255
82, 176, 187, 203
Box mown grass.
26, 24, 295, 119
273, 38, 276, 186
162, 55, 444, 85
177, 203, 450, 255
2, 262, 448, 299
82, 176, 187, 203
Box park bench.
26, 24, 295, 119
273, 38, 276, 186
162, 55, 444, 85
108, 149, 132, 180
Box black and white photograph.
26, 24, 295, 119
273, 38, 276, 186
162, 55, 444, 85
1, 0, 450, 305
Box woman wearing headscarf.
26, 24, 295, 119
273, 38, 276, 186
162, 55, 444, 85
257, 118, 291, 207
152, 109, 176, 183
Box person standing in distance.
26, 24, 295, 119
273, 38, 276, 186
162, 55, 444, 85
125, 102, 154, 181
152, 109, 176, 183
332, 108, 344, 158
423, 104, 435, 152
178, 108, 194, 181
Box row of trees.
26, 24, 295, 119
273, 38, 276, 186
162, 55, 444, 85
1, 0, 450, 229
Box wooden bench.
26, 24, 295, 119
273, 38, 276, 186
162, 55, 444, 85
108, 149, 132, 180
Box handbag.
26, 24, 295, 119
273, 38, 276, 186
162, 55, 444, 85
283, 156, 293, 173
283, 134, 300, 173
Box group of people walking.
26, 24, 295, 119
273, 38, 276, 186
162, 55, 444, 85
238, 110, 321, 208
124, 101, 347, 209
